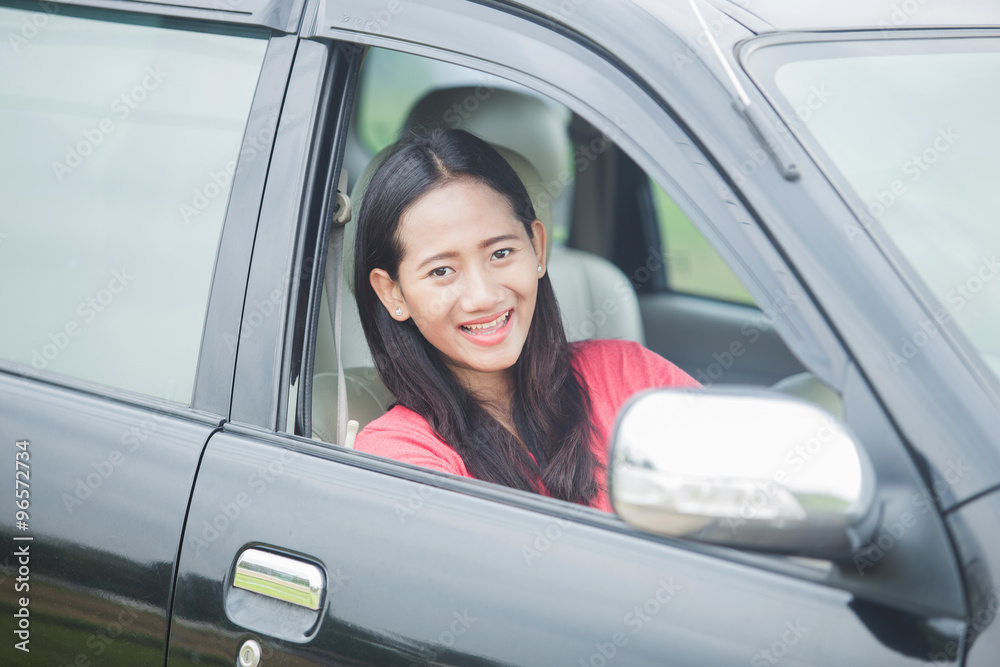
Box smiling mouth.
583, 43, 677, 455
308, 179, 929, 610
460, 309, 512, 335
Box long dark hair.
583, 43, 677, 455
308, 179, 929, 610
354, 129, 601, 505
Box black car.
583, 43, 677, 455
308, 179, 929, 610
3, 0, 1000, 665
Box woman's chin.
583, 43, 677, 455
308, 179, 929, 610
446, 342, 524, 379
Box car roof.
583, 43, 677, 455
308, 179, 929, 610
57, 0, 304, 31
506, 0, 1000, 34
64, 0, 1000, 36
706, 0, 1000, 32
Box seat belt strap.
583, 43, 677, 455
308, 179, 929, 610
325, 168, 353, 447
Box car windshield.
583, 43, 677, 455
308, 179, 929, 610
749, 36, 1000, 381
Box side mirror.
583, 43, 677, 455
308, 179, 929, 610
609, 388, 880, 560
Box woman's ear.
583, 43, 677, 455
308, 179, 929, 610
530, 219, 547, 277
369, 268, 408, 320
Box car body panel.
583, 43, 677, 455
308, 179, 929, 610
0, 372, 217, 665
946, 490, 1000, 667
166, 430, 959, 666
708, 0, 1000, 32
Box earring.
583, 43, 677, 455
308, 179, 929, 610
537, 265, 543, 273
395, 307, 402, 317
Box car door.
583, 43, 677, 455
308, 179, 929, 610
0, 1, 291, 663
162, 2, 973, 666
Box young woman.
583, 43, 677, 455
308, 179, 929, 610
353, 129, 699, 512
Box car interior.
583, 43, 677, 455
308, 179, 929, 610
305, 47, 841, 446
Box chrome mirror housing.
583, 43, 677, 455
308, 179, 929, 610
609, 388, 880, 560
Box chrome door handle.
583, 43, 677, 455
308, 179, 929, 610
233, 548, 325, 611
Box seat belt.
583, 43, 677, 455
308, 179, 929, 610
324, 168, 359, 448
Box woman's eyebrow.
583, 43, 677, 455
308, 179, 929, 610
415, 234, 521, 271
480, 234, 520, 248
416, 250, 459, 271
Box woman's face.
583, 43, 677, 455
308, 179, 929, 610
370, 177, 546, 393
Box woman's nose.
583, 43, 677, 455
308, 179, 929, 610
460, 267, 503, 313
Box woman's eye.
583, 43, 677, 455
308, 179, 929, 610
492, 248, 513, 260
430, 267, 453, 277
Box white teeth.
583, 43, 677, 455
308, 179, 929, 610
462, 310, 510, 334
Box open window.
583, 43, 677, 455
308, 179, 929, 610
291, 45, 826, 449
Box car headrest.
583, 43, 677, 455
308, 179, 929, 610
402, 86, 570, 195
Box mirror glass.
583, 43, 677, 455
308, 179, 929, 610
610, 388, 879, 559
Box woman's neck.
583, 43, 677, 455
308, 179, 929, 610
451, 364, 512, 403
451, 366, 519, 435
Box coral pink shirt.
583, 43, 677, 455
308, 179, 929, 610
354, 338, 700, 512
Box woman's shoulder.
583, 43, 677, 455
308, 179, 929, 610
354, 405, 470, 476
569, 338, 700, 390
569, 337, 666, 371
570, 337, 646, 361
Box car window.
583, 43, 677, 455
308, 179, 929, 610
750, 36, 1000, 381
307, 44, 784, 452
651, 181, 755, 305
0, 7, 267, 403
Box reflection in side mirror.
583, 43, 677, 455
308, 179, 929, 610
609, 388, 880, 561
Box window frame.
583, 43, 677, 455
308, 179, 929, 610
0, 2, 283, 417
191, 31, 299, 416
